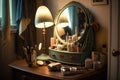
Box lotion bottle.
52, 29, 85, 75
67, 36, 72, 52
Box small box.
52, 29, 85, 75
48, 63, 61, 71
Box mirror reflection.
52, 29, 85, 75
56, 6, 86, 42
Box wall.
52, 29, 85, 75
41, 0, 110, 51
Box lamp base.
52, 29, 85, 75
36, 53, 50, 61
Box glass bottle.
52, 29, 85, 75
66, 32, 69, 42
67, 36, 72, 52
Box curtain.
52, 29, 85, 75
15, 0, 37, 58
0, 0, 11, 79
1, 0, 10, 48
16, 0, 23, 29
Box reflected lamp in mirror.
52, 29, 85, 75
35, 6, 54, 60
56, 9, 70, 40
57, 9, 69, 27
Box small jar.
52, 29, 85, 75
50, 37, 56, 47
85, 58, 93, 69
76, 43, 82, 53
91, 51, 99, 61
93, 61, 102, 69
100, 53, 107, 67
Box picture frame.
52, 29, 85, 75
92, 0, 108, 5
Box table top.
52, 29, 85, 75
9, 59, 106, 80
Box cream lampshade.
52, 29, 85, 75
35, 6, 54, 28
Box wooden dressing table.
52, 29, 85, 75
9, 59, 107, 80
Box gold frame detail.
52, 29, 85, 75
92, 0, 108, 5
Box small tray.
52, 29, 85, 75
49, 48, 91, 65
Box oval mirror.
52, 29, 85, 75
54, 1, 93, 45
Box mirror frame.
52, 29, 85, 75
54, 1, 94, 45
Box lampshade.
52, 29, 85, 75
57, 9, 69, 27
58, 16, 68, 27
35, 6, 54, 28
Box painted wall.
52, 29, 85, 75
39, 0, 110, 51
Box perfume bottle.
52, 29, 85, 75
67, 36, 73, 52
76, 43, 82, 52
100, 44, 107, 67
66, 32, 69, 42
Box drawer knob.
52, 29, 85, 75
52, 54, 56, 57
60, 55, 64, 59
70, 56, 74, 60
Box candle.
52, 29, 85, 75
50, 37, 56, 47
92, 51, 99, 61
38, 43, 42, 50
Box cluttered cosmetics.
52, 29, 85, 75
50, 36, 82, 52
47, 62, 87, 76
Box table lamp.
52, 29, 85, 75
35, 6, 54, 60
